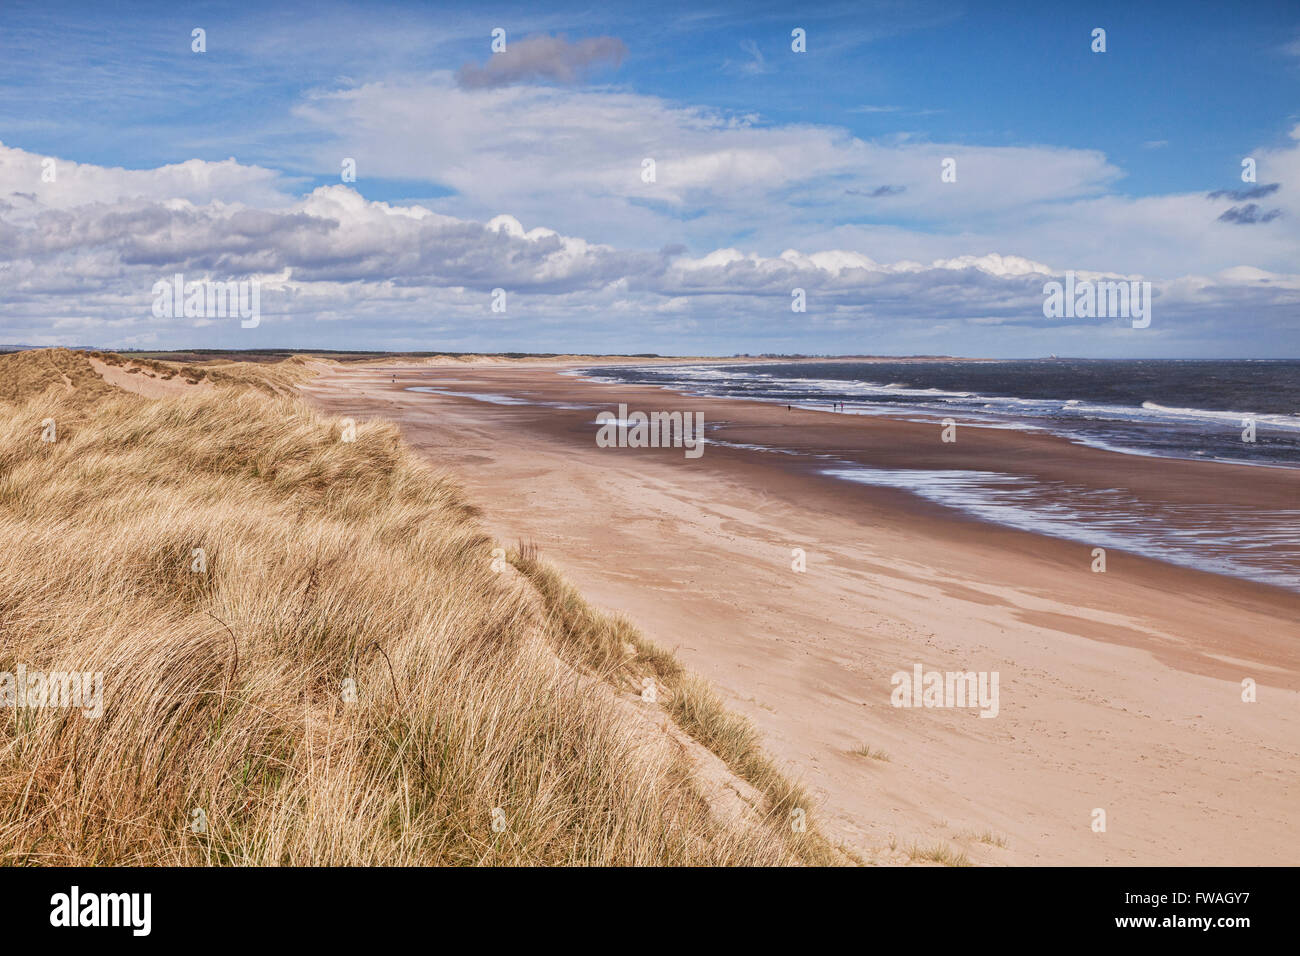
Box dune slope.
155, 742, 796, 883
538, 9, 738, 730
0, 350, 827, 865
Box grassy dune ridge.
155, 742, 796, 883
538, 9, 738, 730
509, 551, 840, 865
0, 350, 830, 865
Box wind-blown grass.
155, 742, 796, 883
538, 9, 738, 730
0, 366, 803, 865
508, 549, 841, 866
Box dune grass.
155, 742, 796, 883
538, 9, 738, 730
0, 348, 120, 405
907, 841, 972, 867
850, 744, 890, 762
0, 361, 808, 865
965, 828, 1008, 849
507, 549, 841, 865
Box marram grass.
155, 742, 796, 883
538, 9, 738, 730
0, 356, 831, 865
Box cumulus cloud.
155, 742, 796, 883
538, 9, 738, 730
2, 183, 641, 291
0, 139, 1297, 354
276, 75, 1300, 286
0, 144, 294, 215
456, 34, 626, 89
291, 73, 1135, 266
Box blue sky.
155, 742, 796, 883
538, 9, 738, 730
1, 0, 1298, 355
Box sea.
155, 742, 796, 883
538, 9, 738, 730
573, 359, 1300, 591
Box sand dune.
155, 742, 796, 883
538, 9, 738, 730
0, 349, 832, 865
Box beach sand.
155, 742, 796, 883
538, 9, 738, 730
302, 361, 1300, 866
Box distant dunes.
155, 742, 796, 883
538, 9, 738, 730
0, 347, 121, 405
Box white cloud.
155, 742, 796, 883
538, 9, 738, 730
0, 124, 1297, 354
280, 73, 1300, 285
0, 144, 294, 216
289, 75, 1122, 243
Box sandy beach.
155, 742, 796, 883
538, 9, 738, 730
302, 360, 1300, 866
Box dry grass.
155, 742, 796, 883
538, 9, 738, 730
0, 348, 119, 405
0, 355, 808, 865
507, 550, 842, 866
906, 841, 972, 867
850, 744, 890, 762
185, 354, 323, 394
88, 349, 321, 394
965, 828, 1008, 849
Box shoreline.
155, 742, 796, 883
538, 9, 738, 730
302, 360, 1300, 865
549, 363, 1300, 593
568, 361, 1300, 473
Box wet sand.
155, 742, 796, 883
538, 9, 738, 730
302, 361, 1300, 866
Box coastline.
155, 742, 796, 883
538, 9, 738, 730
572, 359, 1300, 472
302, 360, 1300, 865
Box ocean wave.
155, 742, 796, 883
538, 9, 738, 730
574, 362, 1300, 467
822, 466, 1300, 592
1139, 401, 1300, 429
